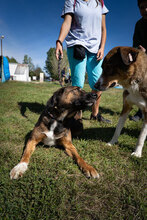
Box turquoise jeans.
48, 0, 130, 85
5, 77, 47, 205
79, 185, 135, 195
67, 46, 103, 90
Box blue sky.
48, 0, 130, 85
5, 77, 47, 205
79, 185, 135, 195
0, 0, 141, 70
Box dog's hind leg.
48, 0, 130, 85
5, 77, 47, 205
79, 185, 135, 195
131, 112, 147, 157
108, 91, 132, 146
10, 131, 45, 179
58, 131, 99, 179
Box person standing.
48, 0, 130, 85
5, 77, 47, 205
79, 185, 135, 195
130, 0, 147, 122
56, 0, 111, 123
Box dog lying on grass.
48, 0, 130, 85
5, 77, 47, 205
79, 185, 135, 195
95, 46, 147, 157
10, 86, 99, 179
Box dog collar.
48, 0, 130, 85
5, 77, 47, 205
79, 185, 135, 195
46, 110, 63, 123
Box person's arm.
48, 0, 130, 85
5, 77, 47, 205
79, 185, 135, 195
133, 22, 146, 53
56, 14, 72, 60
97, 14, 106, 61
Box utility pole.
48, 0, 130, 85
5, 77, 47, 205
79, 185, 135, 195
1, 35, 4, 82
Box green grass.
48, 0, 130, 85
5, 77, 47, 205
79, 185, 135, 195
0, 81, 146, 220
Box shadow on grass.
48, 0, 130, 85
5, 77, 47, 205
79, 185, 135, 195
22, 126, 140, 154
80, 126, 140, 142
78, 126, 141, 154
18, 102, 45, 117
99, 106, 121, 116
18, 101, 121, 120
83, 106, 120, 120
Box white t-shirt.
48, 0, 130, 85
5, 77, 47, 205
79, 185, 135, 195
62, 0, 109, 53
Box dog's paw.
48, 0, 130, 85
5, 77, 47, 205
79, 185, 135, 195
10, 162, 28, 179
107, 142, 112, 146
81, 165, 100, 179
107, 139, 118, 146
131, 152, 142, 158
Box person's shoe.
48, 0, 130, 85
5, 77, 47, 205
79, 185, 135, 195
97, 113, 111, 123
129, 115, 142, 122
129, 109, 142, 122
90, 113, 111, 124
90, 114, 97, 120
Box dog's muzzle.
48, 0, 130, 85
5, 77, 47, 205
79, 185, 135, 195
87, 93, 98, 99
94, 81, 117, 91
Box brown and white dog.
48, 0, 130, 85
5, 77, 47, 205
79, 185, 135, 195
95, 46, 147, 157
10, 86, 99, 179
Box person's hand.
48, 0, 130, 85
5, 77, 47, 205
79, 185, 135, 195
138, 45, 146, 53
56, 41, 63, 60
97, 48, 104, 61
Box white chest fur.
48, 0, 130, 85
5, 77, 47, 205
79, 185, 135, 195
42, 121, 57, 146
127, 83, 146, 110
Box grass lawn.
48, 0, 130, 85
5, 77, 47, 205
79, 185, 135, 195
0, 81, 146, 220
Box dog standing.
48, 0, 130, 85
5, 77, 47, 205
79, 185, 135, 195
10, 86, 99, 179
95, 46, 147, 157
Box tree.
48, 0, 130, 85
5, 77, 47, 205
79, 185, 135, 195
33, 66, 43, 80
45, 48, 69, 80
6, 56, 18, 63
22, 55, 35, 72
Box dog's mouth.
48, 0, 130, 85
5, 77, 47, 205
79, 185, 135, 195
77, 93, 98, 107
87, 93, 98, 102
86, 102, 94, 106
84, 100, 96, 106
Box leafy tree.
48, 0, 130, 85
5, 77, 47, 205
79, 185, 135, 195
45, 48, 69, 80
23, 55, 35, 72
28, 66, 44, 80
23, 55, 29, 64
33, 66, 43, 80
6, 56, 18, 63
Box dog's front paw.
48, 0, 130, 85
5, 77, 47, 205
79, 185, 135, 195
107, 139, 118, 146
10, 162, 28, 179
107, 142, 112, 146
131, 151, 142, 158
81, 165, 100, 179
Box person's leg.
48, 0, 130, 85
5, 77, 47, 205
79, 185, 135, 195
86, 52, 111, 123
67, 47, 87, 88
67, 47, 87, 120
91, 91, 102, 116
86, 52, 102, 113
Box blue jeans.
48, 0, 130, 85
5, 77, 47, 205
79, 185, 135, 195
67, 46, 103, 90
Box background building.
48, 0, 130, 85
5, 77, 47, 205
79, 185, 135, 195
9, 63, 30, 81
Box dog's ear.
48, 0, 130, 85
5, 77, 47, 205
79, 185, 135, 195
47, 87, 65, 108
48, 95, 57, 108
119, 47, 139, 66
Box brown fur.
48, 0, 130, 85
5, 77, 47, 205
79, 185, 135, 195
10, 86, 99, 179
96, 47, 147, 98
95, 46, 147, 157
